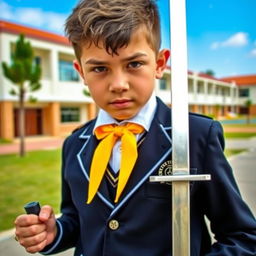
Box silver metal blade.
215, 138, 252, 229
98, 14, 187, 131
170, 0, 190, 255
151, 1, 210, 254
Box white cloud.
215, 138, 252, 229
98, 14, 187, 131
211, 32, 249, 50
16, 8, 45, 27
250, 48, 256, 57
210, 42, 220, 50
223, 32, 248, 47
46, 13, 67, 32
0, 1, 66, 34
0, 1, 13, 20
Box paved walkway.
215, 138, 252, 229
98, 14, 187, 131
0, 137, 255, 255
1, 136, 255, 155
225, 136, 256, 150
0, 232, 74, 256
0, 137, 65, 155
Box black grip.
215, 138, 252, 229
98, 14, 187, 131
24, 202, 41, 215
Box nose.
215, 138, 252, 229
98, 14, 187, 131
109, 71, 129, 93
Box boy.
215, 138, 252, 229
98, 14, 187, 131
14, 0, 256, 255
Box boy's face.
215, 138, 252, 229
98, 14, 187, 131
74, 26, 169, 120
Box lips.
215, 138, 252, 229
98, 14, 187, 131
110, 98, 133, 108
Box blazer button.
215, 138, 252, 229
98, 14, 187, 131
109, 219, 119, 230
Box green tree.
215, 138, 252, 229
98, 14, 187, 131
83, 88, 91, 97
2, 34, 41, 156
204, 69, 215, 77
245, 99, 252, 124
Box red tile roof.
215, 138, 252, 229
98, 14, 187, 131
0, 20, 70, 46
221, 75, 256, 86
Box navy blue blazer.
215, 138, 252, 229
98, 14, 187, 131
41, 98, 256, 256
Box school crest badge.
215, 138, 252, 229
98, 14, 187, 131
158, 160, 172, 185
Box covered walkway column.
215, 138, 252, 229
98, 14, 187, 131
0, 101, 14, 140
43, 102, 60, 136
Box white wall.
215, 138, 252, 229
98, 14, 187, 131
0, 32, 89, 103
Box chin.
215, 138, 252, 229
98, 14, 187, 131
113, 113, 136, 121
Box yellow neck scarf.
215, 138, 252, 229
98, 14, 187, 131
87, 123, 144, 204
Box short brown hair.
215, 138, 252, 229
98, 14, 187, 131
65, 0, 161, 59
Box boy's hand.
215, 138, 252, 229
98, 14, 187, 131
14, 205, 57, 253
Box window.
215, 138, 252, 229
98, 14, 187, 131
159, 78, 167, 90
197, 83, 204, 93
208, 84, 213, 94
59, 60, 79, 81
34, 56, 41, 66
61, 107, 80, 123
239, 88, 249, 97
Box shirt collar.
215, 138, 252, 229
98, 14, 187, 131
93, 93, 157, 133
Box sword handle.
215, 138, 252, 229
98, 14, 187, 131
24, 201, 41, 215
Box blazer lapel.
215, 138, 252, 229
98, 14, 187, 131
111, 98, 172, 216
77, 121, 115, 210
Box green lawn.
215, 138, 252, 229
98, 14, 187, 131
0, 138, 12, 144
223, 123, 256, 127
0, 150, 61, 232
224, 132, 256, 139
224, 149, 245, 157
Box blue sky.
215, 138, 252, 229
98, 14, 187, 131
1, 0, 255, 78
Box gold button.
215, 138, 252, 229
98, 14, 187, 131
109, 219, 119, 230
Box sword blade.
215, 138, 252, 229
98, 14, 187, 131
170, 0, 190, 255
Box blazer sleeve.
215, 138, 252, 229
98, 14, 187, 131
40, 137, 80, 255
203, 120, 256, 255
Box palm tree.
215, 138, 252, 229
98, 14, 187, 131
2, 34, 41, 156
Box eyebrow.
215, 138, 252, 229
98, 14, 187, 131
84, 52, 148, 65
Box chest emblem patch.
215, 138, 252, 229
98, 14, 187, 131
158, 160, 172, 185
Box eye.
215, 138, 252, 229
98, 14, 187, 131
92, 66, 108, 73
127, 61, 143, 69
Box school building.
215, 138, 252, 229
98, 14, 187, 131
0, 20, 250, 140
222, 75, 256, 116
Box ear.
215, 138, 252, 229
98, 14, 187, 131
73, 59, 86, 83
155, 49, 170, 79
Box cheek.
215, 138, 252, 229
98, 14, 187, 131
83, 74, 92, 86
88, 87, 100, 99
85, 76, 100, 92
134, 73, 155, 92
87, 84, 107, 104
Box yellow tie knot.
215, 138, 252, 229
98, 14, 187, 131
113, 125, 126, 137
95, 123, 144, 140
87, 123, 144, 204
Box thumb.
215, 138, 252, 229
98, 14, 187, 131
39, 205, 57, 246
39, 205, 55, 222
